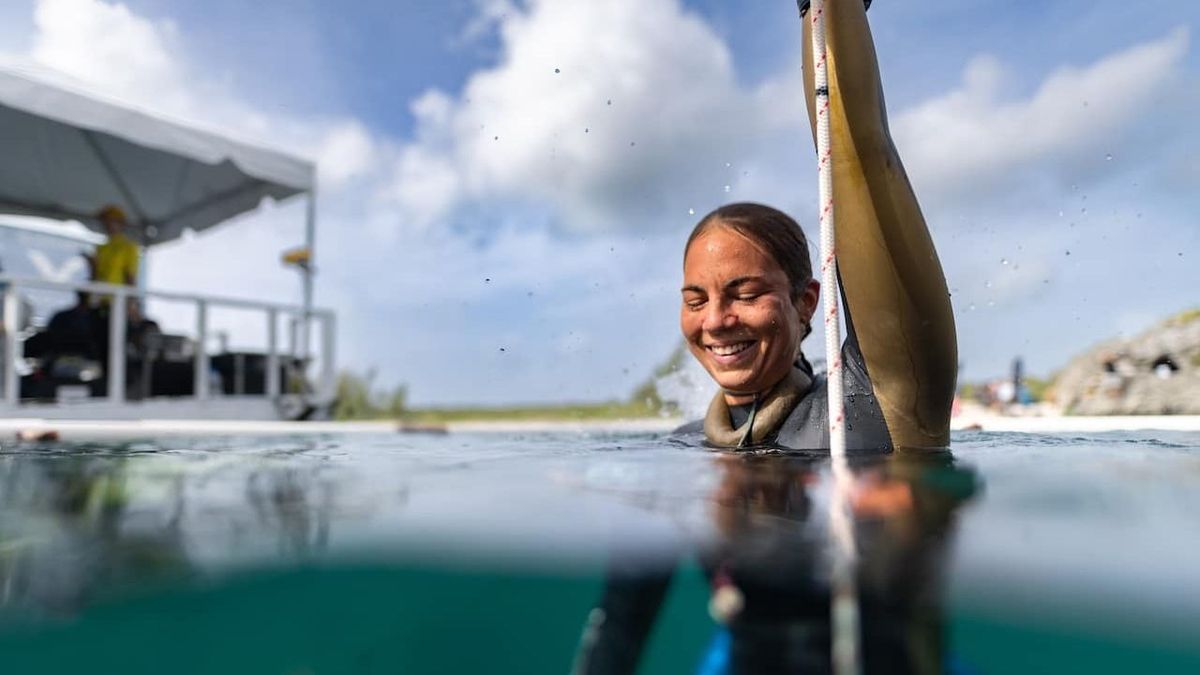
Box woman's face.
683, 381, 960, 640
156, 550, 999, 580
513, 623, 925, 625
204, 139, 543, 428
681, 226, 818, 404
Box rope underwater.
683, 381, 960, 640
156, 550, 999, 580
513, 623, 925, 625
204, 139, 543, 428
804, 0, 862, 673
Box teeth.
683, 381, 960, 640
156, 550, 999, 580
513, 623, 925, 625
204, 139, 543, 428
710, 341, 752, 356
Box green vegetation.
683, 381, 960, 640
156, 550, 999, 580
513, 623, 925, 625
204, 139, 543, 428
333, 370, 408, 421
628, 343, 687, 415
333, 344, 688, 423
402, 399, 662, 424
1170, 307, 1200, 326
1024, 375, 1052, 402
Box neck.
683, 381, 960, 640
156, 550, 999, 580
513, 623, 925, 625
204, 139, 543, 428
722, 391, 759, 406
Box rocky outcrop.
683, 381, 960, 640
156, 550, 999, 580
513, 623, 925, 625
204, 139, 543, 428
1049, 309, 1200, 415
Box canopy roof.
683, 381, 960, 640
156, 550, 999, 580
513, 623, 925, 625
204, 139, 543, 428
0, 65, 314, 246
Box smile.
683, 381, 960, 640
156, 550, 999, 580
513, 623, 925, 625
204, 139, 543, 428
707, 341, 755, 357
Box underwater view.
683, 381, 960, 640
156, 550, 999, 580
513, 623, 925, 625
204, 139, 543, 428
1, 429, 1198, 674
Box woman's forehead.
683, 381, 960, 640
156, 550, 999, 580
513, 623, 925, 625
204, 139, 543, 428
683, 227, 783, 279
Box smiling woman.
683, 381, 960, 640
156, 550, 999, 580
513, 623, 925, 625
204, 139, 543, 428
673, 0, 957, 452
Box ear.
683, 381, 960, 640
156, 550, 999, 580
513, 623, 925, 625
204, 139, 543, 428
794, 278, 820, 324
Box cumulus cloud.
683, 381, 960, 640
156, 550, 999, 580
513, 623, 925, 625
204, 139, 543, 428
382, 0, 775, 234
894, 28, 1189, 204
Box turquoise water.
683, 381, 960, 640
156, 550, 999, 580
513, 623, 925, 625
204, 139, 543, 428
1, 429, 1198, 673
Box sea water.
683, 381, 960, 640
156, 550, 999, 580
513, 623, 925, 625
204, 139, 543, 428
0, 429, 1197, 674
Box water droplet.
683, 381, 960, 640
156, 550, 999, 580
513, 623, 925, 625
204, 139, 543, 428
554, 68, 560, 74
630, 141, 636, 147
584, 128, 589, 133
1071, 184, 1078, 191
1105, 153, 1113, 161
494, 135, 499, 140
1058, 210, 1064, 217
499, 347, 506, 352
1065, 250, 1071, 256
987, 300, 995, 307
984, 281, 992, 289
723, 185, 731, 193
1081, 207, 1087, 214
968, 303, 976, 311
1000, 258, 1009, 266
606, 99, 612, 105
485, 278, 491, 283
687, 208, 695, 216
724, 162, 732, 168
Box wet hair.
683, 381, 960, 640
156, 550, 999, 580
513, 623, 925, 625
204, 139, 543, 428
684, 202, 816, 371
685, 202, 813, 301
686, 199, 816, 299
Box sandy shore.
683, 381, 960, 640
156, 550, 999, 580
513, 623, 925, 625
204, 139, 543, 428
2, 413, 1198, 441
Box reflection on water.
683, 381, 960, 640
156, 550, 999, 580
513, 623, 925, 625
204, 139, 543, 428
0, 431, 1198, 674
574, 451, 977, 675
0, 439, 341, 619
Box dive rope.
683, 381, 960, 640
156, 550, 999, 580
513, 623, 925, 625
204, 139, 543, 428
807, 1, 862, 673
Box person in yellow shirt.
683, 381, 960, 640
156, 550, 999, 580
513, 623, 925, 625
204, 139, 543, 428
89, 204, 139, 287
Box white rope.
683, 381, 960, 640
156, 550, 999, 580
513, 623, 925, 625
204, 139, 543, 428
808, 1, 862, 674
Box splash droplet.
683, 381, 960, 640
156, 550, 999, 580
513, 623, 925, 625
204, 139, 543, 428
687, 208, 695, 216
554, 68, 560, 74
1105, 153, 1113, 161
984, 281, 992, 289
723, 184, 731, 193
1000, 258, 1009, 266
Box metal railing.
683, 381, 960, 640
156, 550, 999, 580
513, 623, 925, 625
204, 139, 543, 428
0, 275, 335, 409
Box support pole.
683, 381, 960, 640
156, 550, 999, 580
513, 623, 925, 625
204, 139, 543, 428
302, 188, 317, 363
2, 283, 19, 406
107, 293, 127, 403
266, 308, 280, 398
194, 300, 209, 400
320, 312, 336, 400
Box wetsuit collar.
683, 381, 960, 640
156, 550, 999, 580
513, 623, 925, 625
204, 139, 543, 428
704, 368, 813, 448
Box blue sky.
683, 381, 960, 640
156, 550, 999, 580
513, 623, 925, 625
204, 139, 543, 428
1, 0, 1197, 406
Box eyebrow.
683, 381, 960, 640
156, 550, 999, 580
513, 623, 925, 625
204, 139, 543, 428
680, 276, 766, 294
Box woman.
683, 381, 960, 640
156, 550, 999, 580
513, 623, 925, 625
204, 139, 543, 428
676, 0, 956, 451
573, 2, 959, 673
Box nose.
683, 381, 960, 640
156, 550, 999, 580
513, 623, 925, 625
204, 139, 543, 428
701, 298, 737, 333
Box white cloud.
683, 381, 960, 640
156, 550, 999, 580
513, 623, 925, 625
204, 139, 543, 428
894, 28, 1190, 203
31, 0, 182, 107
383, 0, 768, 233
316, 121, 377, 189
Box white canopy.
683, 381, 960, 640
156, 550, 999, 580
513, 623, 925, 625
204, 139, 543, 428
0, 65, 315, 246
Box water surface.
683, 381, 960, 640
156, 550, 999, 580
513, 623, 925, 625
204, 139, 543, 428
1, 428, 1197, 673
